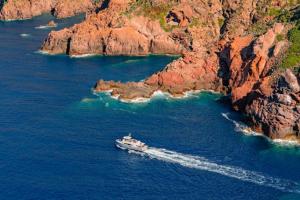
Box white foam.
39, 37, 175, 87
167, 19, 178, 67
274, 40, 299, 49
272, 139, 300, 147
70, 53, 97, 58
119, 97, 150, 103
20, 33, 30, 37
35, 50, 52, 55
1, 18, 31, 22
129, 147, 300, 194
35, 25, 57, 29
94, 89, 219, 104
221, 113, 300, 146
221, 113, 262, 136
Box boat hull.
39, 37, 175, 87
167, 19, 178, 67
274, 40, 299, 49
115, 139, 147, 152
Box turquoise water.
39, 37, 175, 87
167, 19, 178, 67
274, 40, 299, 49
0, 14, 300, 200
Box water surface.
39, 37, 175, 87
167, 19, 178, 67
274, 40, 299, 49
0, 14, 300, 200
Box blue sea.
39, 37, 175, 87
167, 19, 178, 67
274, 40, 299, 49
0, 14, 300, 200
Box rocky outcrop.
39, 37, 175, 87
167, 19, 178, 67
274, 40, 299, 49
0, 0, 96, 21
224, 23, 300, 142
245, 69, 300, 141
228, 23, 285, 109
94, 51, 222, 99
38, 0, 300, 142
41, 0, 223, 55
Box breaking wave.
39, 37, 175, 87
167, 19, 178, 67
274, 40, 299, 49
70, 53, 97, 58
129, 147, 300, 194
20, 33, 30, 38
221, 113, 261, 136
35, 25, 57, 29
222, 113, 300, 146
94, 89, 219, 104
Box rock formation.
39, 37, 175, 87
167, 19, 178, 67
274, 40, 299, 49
224, 23, 300, 141
39, 0, 300, 142
0, 0, 96, 20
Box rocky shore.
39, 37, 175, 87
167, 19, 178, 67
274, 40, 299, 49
0, 0, 97, 20
40, 0, 300, 142
8, 0, 300, 142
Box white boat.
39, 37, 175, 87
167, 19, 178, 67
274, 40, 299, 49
116, 134, 148, 152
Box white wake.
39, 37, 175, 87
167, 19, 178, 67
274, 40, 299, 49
128, 147, 300, 194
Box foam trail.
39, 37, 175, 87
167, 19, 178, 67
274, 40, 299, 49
130, 147, 300, 194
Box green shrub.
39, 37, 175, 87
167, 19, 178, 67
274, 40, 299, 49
276, 34, 284, 41
268, 8, 281, 17
189, 18, 201, 28
218, 17, 225, 27
281, 25, 300, 68
124, 0, 177, 32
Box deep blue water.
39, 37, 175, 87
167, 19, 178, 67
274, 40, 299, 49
0, 14, 300, 200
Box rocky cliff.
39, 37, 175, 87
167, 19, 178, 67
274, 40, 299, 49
40, 0, 300, 142
0, 0, 96, 20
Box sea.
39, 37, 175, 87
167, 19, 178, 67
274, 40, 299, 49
0, 14, 299, 200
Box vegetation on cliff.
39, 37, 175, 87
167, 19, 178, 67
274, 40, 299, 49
281, 24, 300, 68
124, 0, 178, 31
250, 2, 300, 69
38, 0, 300, 141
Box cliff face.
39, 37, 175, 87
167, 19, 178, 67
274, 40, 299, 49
224, 23, 300, 141
0, 0, 96, 20
41, 0, 223, 56
40, 0, 300, 142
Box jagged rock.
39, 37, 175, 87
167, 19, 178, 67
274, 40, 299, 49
283, 69, 300, 93
47, 20, 57, 27
0, 0, 96, 21
274, 93, 293, 105
37, 0, 300, 142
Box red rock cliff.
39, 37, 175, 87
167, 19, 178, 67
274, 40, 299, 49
0, 0, 96, 20
39, 0, 300, 142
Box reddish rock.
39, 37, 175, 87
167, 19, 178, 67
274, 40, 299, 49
47, 20, 57, 27
53, 0, 95, 19
41, 6, 184, 56
37, 0, 300, 142
0, 0, 96, 21
95, 52, 221, 98
229, 24, 285, 108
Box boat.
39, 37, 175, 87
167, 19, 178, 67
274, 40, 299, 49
116, 134, 148, 152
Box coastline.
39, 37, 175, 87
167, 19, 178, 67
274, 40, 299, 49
222, 113, 300, 147
93, 88, 221, 104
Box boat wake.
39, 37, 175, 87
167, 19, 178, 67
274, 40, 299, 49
129, 147, 300, 194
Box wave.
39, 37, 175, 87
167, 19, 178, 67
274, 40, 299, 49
35, 50, 52, 55
94, 89, 219, 104
221, 113, 261, 136
129, 147, 300, 194
221, 113, 300, 146
20, 33, 30, 38
35, 25, 57, 29
70, 53, 97, 58
272, 139, 300, 147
